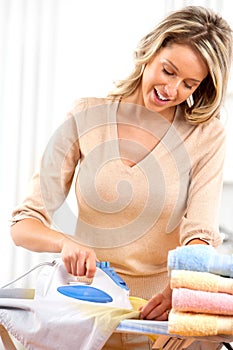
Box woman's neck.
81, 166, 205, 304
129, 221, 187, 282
122, 89, 176, 124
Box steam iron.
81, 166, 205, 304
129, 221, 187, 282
35, 259, 133, 309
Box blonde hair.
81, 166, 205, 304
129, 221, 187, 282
108, 6, 233, 124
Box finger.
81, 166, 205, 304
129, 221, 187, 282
76, 250, 86, 276
140, 304, 164, 320
62, 253, 78, 275
140, 306, 168, 321
85, 252, 97, 278
139, 296, 162, 319
63, 258, 72, 275
140, 295, 170, 320
65, 254, 79, 276
154, 309, 170, 321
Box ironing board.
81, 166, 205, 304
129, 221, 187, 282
1, 317, 233, 350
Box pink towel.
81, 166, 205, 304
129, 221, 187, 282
170, 270, 233, 295
168, 310, 233, 336
172, 288, 233, 315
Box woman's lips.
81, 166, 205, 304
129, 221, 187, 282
153, 88, 170, 104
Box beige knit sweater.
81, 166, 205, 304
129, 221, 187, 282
11, 97, 225, 299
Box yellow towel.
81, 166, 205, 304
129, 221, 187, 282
168, 310, 233, 336
170, 270, 233, 294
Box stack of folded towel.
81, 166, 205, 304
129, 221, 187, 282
167, 244, 233, 337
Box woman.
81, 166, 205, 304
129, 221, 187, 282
10, 5, 233, 350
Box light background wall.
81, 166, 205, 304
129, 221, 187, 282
0, 0, 232, 287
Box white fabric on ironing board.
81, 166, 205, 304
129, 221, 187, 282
0, 297, 140, 350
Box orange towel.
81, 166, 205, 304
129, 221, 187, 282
168, 310, 233, 336
170, 270, 233, 294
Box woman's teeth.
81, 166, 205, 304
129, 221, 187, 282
156, 89, 169, 101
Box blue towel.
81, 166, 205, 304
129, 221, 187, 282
167, 245, 233, 277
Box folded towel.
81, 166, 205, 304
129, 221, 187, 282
172, 288, 233, 315
167, 245, 233, 277
168, 310, 233, 336
170, 270, 233, 295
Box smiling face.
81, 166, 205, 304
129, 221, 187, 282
139, 43, 208, 119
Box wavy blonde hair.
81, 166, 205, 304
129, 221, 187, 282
108, 6, 233, 124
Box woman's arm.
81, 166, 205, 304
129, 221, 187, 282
11, 218, 97, 278
180, 121, 226, 247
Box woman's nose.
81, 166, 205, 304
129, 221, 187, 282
164, 81, 180, 97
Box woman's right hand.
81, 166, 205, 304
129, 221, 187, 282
60, 237, 97, 278
11, 218, 97, 278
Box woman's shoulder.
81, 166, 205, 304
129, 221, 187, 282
199, 115, 226, 140
176, 107, 226, 154
70, 96, 115, 114
178, 106, 225, 135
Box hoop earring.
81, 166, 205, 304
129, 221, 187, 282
186, 94, 194, 108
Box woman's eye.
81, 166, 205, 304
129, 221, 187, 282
162, 68, 173, 76
184, 82, 192, 89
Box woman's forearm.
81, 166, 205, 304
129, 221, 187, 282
10, 218, 67, 253
11, 218, 97, 277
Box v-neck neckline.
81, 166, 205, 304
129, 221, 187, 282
109, 100, 179, 169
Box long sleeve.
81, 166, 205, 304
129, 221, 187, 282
179, 118, 226, 246
11, 108, 81, 227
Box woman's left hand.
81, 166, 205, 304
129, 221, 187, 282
139, 284, 172, 321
